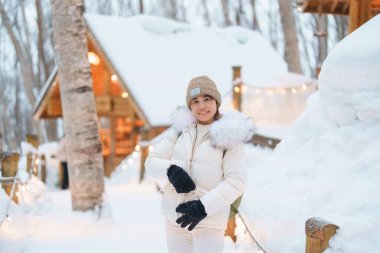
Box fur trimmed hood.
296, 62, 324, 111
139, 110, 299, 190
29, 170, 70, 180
171, 106, 256, 149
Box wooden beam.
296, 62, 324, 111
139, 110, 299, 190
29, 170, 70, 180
330, 0, 340, 13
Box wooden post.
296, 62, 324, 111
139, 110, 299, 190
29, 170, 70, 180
26, 152, 33, 175
139, 127, 150, 183
40, 154, 46, 182
225, 218, 237, 242
26, 134, 39, 149
225, 66, 242, 241
305, 217, 339, 253
232, 66, 242, 111
349, 0, 372, 33
1, 152, 20, 204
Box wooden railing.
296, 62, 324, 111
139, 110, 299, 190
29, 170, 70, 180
0, 151, 45, 227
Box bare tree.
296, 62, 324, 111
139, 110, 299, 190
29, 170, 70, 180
202, 0, 211, 26
334, 15, 348, 42
249, 0, 261, 31
50, 0, 104, 211
36, 0, 49, 82
221, 0, 232, 26
0, 1, 37, 106
234, 0, 244, 26
278, 0, 302, 73
139, 0, 144, 14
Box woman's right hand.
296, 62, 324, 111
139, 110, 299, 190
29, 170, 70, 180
167, 165, 196, 193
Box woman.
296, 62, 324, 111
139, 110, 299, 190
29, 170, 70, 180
145, 75, 255, 253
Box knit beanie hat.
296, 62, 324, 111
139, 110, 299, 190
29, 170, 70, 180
186, 76, 221, 108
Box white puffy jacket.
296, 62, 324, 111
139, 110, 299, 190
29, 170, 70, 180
145, 107, 256, 229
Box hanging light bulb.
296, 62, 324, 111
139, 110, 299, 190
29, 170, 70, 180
135, 145, 141, 152
302, 84, 307, 90
234, 86, 240, 93
292, 88, 297, 94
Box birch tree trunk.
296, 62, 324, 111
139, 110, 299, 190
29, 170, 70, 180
278, 0, 302, 73
50, 0, 104, 211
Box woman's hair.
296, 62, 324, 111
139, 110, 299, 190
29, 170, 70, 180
214, 108, 221, 120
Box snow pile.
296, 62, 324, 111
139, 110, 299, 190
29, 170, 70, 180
242, 15, 380, 252
0, 176, 47, 252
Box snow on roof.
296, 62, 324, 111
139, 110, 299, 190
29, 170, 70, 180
84, 14, 287, 126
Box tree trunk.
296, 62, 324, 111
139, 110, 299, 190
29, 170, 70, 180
278, 0, 302, 73
50, 0, 104, 212
202, 0, 211, 26
36, 0, 49, 82
0, 130, 3, 154
0, 2, 36, 106
221, 0, 232, 26
315, 14, 328, 76
139, 0, 144, 14
249, 0, 261, 31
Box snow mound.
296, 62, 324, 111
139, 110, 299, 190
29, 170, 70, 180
244, 15, 380, 253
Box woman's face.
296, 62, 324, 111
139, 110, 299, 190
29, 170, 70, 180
190, 95, 217, 125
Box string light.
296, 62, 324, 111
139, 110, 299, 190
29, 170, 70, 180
149, 146, 154, 152
135, 145, 141, 152
234, 86, 241, 93
302, 84, 307, 90
121, 92, 129, 98
291, 88, 297, 94
111, 74, 118, 82
87, 52, 100, 65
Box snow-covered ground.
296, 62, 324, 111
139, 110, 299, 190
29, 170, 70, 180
0, 148, 248, 253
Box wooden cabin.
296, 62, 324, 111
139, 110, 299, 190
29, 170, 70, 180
34, 14, 288, 176
297, 0, 380, 32
33, 39, 166, 176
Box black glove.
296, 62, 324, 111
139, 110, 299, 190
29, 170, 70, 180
176, 200, 207, 231
167, 165, 196, 193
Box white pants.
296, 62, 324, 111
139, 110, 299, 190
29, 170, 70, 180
165, 219, 225, 253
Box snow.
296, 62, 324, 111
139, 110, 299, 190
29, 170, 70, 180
0, 151, 241, 253
242, 14, 380, 253
84, 14, 287, 127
